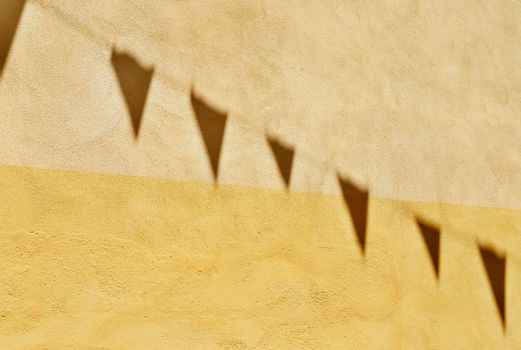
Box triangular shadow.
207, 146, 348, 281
111, 49, 154, 139
415, 218, 440, 279
0, 0, 26, 77
190, 88, 227, 182
267, 136, 294, 190
337, 174, 368, 254
479, 245, 506, 330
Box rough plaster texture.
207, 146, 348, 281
0, 0, 520, 348
0, 0, 520, 207
0, 165, 520, 349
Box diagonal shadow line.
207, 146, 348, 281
267, 136, 294, 190
479, 245, 506, 331
0, 0, 26, 77
190, 88, 228, 182
111, 49, 154, 139
337, 174, 368, 254
415, 218, 441, 279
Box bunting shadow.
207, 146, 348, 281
415, 218, 440, 279
337, 174, 368, 254
267, 136, 294, 190
479, 245, 506, 330
190, 88, 227, 182
0, 0, 26, 77
111, 49, 154, 139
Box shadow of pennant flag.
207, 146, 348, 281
337, 174, 369, 253
190, 88, 227, 182
111, 49, 154, 139
415, 218, 441, 279
479, 245, 506, 330
267, 137, 294, 190
0, 0, 26, 77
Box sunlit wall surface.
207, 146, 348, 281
0, 1, 520, 348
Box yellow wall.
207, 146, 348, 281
0, 165, 519, 348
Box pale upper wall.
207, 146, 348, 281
1, 0, 520, 208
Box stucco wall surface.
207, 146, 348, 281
0, 165, 520, 349
0, 0, 520, 207
0, 0, 520, 348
